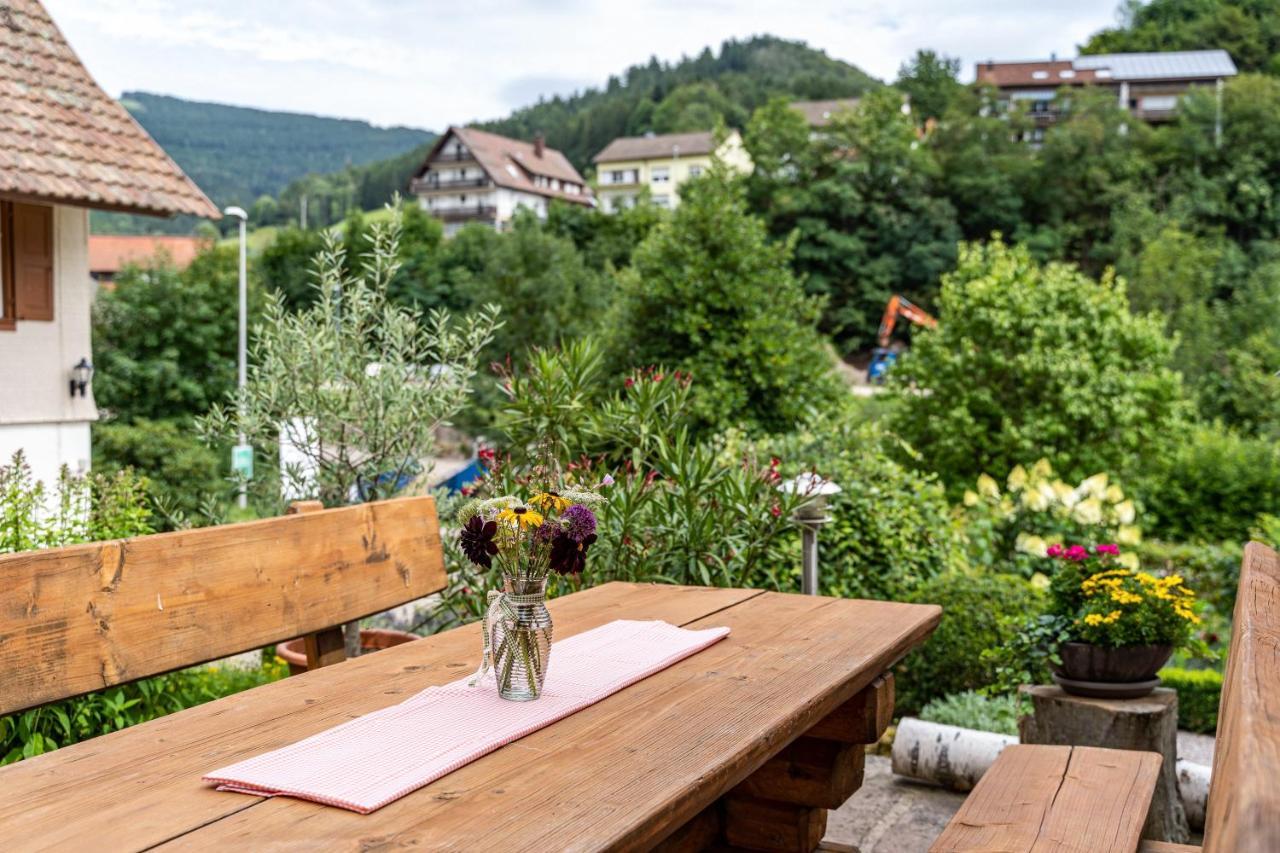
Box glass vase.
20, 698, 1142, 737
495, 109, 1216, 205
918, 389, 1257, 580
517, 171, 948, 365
491, 575, 553, 701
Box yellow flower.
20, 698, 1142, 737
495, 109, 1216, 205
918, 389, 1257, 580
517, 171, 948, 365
498, 506, 544, 529
1007, 465, 1028, 491
1105, 485, 1125, 504
1032, 458, 1054, 479
977, 473, 1000, 499
963, 490, 980, 507
529, 491, 570, 513
1104, 609, 1122, 624
1084, 613, 1105, 626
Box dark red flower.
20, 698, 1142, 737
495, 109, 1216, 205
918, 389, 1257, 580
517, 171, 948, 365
459, 515, 499, 568
549, 532, 597, 575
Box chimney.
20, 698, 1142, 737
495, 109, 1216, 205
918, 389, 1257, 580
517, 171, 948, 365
533, 132, 545, 158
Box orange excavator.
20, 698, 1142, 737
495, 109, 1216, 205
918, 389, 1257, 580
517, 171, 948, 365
867, 294, 937, 383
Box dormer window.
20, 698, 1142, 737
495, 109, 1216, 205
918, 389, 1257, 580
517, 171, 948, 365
1032, 70, 1050, 80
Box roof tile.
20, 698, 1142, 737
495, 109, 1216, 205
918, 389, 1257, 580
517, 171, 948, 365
0, 1, 219, 218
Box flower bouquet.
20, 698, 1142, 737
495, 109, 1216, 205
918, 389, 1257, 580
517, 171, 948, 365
1044, 543, 1203, 698
457, 487, 603, 700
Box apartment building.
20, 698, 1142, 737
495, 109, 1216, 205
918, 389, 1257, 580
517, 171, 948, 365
591, 130, 752, 213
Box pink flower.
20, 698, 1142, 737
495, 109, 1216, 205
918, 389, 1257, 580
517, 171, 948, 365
1065, 545, 1089, 561
1046, 544, 1064, 558
1095, 544, 1120, 555
599, 474, 615, 487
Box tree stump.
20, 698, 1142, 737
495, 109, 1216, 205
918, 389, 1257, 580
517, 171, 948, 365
1018, 685, 1190, 844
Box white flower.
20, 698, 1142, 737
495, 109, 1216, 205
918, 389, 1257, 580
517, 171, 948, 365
977, 473, 1000, 499
1053, 481, 1079, 509
1118, 552, 1140, 570
1017, 534, 1049, 557
963, 490, 980, 507
1105, 485, 1125, 504
1072, 497, 1103, 525
1118, 524, 1142, 546
1007, 465, 1028, 492
1080, 473, 1109, 500
1115, 500, 1136, 524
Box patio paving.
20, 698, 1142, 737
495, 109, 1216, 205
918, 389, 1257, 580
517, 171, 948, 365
825, 755, 965, 852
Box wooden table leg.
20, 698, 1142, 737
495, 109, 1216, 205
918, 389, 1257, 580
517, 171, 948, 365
708, 673, 894, 852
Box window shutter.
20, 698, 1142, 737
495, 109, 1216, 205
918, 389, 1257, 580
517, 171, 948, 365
13, 203, 53, 321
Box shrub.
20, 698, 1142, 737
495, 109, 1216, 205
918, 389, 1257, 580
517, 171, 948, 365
1135, 425, 1280, 543
887, 238, 1187, 493
1158, 667, 1222, 735
609, 163, 843, 434
919, 690, 1021, 736
895, 572, 1045, 714
960, 459, 1141, 577
1, 656, 287, 764
0, 451, 152, 553
93, 419, 227, 518
731, 408, 962, 601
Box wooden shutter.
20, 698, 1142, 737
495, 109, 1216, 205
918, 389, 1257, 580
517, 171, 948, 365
13, 203, 53, 321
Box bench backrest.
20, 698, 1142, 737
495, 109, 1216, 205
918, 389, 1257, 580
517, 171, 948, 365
1204, 541, 1280, 852
0, 495, 445, 716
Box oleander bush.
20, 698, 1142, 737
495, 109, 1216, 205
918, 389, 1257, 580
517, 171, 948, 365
895, 571, 1045, 714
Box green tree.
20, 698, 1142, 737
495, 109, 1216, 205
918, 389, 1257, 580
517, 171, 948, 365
92, 246, 258, 424
747, 88, 960, 349
652, 83, 745, 133
895, 49, 963, 122
609, 165, 842, 433
1083, 0, 1280, 75
888, 238, 1188, 491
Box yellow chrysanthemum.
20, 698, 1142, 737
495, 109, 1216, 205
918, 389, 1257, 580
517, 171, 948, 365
498, 506, 544, 529
529, 491, 571, 513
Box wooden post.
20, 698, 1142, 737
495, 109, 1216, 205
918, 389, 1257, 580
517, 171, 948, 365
1020, 685, 1189, 843
287, 501, 348, 672
713, 673, 895, 851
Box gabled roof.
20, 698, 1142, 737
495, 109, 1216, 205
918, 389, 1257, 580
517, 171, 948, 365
790, 99, 861, 127
976, 50, 1237, 88
417, 126, 591, 205
0, 1, 219, 218
592, 131, 724, 164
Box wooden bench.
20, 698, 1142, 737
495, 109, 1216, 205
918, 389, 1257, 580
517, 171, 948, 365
0, 496, 445, 716
932, 541, 1280, 853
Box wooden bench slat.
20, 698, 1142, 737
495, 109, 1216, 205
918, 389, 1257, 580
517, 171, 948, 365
1033, 746, 1161, 852
930, 744, 1071, 853
0, 496, 445, 714
1204, 542, 1280, 853
1139, 842, 1202, 853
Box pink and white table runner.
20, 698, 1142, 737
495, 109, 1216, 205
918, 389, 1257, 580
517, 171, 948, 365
204, 619, 730, 813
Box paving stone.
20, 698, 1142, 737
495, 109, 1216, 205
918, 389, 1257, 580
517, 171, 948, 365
824, 754, 966, 852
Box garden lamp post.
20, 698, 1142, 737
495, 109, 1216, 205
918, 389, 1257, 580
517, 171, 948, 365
781, 473, 842, 595
224, 205, 250, 509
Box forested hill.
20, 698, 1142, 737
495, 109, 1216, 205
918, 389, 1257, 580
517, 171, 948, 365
93, 93, 435, 234
477, 36, 881, 169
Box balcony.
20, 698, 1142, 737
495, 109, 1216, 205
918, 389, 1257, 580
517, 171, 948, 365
432, 204, 498, 223
433, 150, 477, 162
411, 176, 491, 193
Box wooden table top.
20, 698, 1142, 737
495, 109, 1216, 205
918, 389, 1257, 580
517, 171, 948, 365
0, 583, 940, 852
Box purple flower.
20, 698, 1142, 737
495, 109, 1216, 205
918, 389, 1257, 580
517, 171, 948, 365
549, 533, 596, 575
562, 505, 597, 542
1095, 544, 1120, 555
600, 474, 615, 487
459, 516, 498, 568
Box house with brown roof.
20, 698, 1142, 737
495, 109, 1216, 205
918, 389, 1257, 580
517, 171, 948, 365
0, 0, 218, 484
591, 130, 751, 213
89, 235, 211, 286
409, 127, 591, 236
976, 50, 1237, 141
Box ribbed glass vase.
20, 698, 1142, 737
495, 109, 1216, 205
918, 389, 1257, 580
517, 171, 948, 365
491, 575, 553, 701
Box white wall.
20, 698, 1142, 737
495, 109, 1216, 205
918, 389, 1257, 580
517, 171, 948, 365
0, 204, 97, 480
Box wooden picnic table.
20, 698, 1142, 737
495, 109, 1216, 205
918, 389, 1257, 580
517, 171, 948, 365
0, 582, 939, 852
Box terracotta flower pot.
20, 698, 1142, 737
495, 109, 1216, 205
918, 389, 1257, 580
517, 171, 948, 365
278, 628, 418, 676
1051, 641, 1173, 699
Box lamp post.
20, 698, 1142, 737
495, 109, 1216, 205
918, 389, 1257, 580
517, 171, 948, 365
781, 473, 842, 595
224, 206, 250, 509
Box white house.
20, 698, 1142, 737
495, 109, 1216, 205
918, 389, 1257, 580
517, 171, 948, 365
410, 126, 592, 235
0, 0, 218, 486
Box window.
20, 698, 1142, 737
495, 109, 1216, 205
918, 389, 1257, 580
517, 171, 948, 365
1032, 70, 1049, 80
652, 194, 671, 208
687, 165, 703, 179
1140, 95, 1178, 112
652, 167, 670, 183
0, 201, 53, 329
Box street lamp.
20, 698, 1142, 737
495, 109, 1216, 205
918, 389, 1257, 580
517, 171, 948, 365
224, 205, 250, 509
780, 472, 842, 595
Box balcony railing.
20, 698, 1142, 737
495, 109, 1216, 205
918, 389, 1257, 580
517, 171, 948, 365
433, 205, 498, 223
434, 151, 477, 162
411, 176, 491, 192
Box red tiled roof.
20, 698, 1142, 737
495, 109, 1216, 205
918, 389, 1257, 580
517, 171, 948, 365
88, 235, 209, 273
0, 1, 219, 218
417, 126, 592, 205
975, 60, 1102, 88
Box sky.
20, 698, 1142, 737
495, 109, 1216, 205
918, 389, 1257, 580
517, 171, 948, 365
45, 0, 1123, 130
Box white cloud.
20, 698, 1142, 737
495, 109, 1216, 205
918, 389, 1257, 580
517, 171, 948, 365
44, 0, 1119, 129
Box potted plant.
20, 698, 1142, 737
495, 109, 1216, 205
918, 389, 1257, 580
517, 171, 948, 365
1044, 543, 1203, 699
